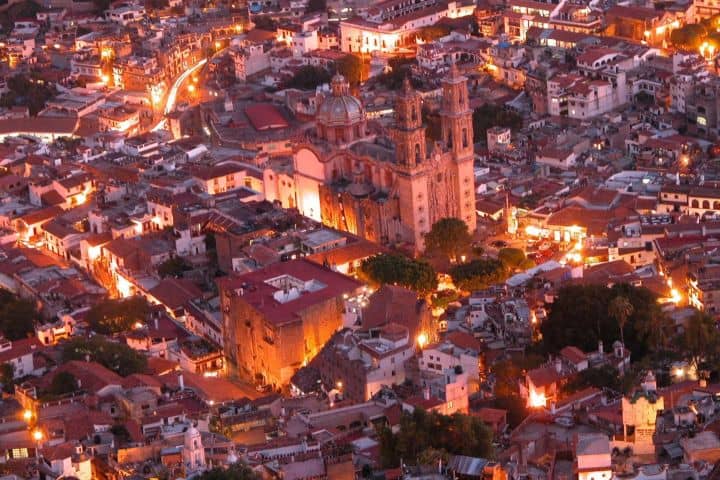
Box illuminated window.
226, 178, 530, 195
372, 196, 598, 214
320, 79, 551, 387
698, 116, 708, 126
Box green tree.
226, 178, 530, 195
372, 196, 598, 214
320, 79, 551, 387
0, 363, 14, 393
472, 104, 522, 143
378, 409, 493, 468
336, 54, 365, 85
680, 310, 720, 371
282, 65, 332, 90
416, 24, 452, 42
424, 218, 472, 263
608, 296, 633, 352
562, 365, 621, 394
360, 254, 437, 294
196, 462, 260, 480
49, 371, 78, 396
307, 0, 326, 12
0, 290, 39, 340
0, 73, 58, 116
62, 336, 148, 376
669, 23, 707, 50
86, 296, 151, 335
375, 57, 417, 90
158, 256, 190, 278
540, 284, 661, 360
497, 247, 527, 269
449, 259, 506, 291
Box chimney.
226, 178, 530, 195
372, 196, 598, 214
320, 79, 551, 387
179, 374, 184, 391
554, 357, 562, 374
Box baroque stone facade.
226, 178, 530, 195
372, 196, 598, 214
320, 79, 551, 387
280, 67, 477, 252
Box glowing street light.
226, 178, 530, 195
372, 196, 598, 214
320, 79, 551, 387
417, 332, 428, 349
188, 84, 196, 93
23, 410, 32, 422
215, 41, 221, 49
32, 430, 42, 442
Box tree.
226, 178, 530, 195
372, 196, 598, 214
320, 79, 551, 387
472, 104, 523, 143
0, 290, 39, 340
497, 247, 527, 270
196, 462, 260, 480
307, 0, 326, 12
669, 23, 707, 50
680, 310, 720, 371
158, 256, 190, 278
375, 57, 417, 90
336, 54, 365, 85
424, 218, 472, 262
540, 284, 661, 360
416, 24, 451, 42
360, 254, 437, 294
449, 259, 506, 291
377, 409, 493, 468
48, 371, 78, 396
86, 297, 151, 335
562, 365, 621, 394
0, 363, 13, 393
62, 336, 148, 376
0, 73, 57, 116
608, 296, 633, 353
282, 65, 331, 90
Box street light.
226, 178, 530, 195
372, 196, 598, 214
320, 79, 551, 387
32, 430, 42, 442
23, 410, 32, 422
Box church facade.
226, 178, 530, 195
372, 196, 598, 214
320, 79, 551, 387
268, 67, 477, 251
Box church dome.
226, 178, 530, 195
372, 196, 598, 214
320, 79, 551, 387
316, 74, 365, 128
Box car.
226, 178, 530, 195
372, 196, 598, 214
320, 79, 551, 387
491, 240, 508, 248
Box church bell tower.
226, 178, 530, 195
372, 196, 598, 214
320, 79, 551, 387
440, 63, 474, 161
391, 77, 426, 169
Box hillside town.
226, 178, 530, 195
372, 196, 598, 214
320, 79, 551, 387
3, 0, 720, 478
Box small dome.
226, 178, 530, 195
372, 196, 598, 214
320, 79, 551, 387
316, 74, 365, 128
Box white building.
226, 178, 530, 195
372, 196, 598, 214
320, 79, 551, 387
576, 433, 612, 480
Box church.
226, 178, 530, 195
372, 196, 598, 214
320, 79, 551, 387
276, 65, 477, 251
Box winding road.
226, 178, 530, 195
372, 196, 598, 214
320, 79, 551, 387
151, 58, 208, 132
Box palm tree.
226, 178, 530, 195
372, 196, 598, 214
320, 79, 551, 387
609, 296, 634, 355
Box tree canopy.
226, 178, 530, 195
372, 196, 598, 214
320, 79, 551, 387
497, 247, 534, 270
282, 65, 331, 90
378, 408, 493, 468
86, 296, 151, 335
336, 54, 366, 85
0, 290, 39, 340
375, 57, 418, 90
680, 310, 720, 371
62, 336, 148, 376
196, 463, 260, 480
416, 24, 452, 42
360, 254, 437, 294
158, 256, 190, 278
0, 73, 57, 116
449, 259, 506, 291
307, 0, 326, 13
49, 371, 78, 396
424, 218, 472, 262
540, 283, 663, 360
669, 23, 708, 50
472, 104, 523, 143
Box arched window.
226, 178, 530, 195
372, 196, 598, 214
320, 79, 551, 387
703, 200, 710, 209
415, 143, 421, 162
462, 128, 468, 148
692, 199, 699, 208
411, 106, 417, 122
447, 130, 453, 149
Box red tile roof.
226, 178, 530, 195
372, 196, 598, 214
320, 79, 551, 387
217, 259, 362, 326
244, 104, 289, 131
